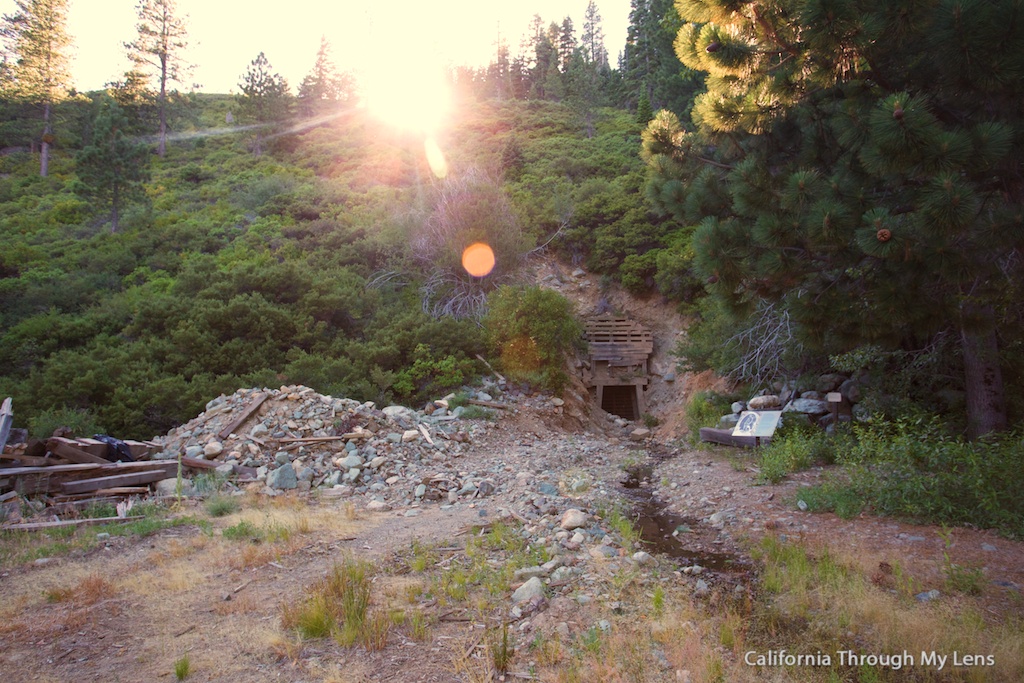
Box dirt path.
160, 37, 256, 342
3, 399, 1022, 682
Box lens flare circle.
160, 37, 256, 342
461, 242, 496, 278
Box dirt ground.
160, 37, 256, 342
2, 266, 1022, 682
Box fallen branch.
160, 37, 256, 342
474, 354, 506, 383
466, 399, 507, 410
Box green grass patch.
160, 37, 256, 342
799, 419, 1024, 537
205, 494, 240, 517
222, 520, 261, 541
0, 502, 199, 568
459, 405, 496, 420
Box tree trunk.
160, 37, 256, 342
40, 101, 51, 177
960, 308, 1007, 439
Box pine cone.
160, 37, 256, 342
893, 107, 904, 121
706, 41, 722, 53
876, 228, 892, 242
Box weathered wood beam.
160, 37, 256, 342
61, 466, 177, 494
0, 397, 13, 453
217, 393, 269, 440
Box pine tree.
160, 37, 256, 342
581, 0, 608, 68
644, 0, 1024, 437
73, 97, 151, 233
237, 52, 290, 156
124, 0, 191, 157
557, 17, 577, 73
296, 36, 354, 118
1, 0, 72, 177
621, 0, 702, 119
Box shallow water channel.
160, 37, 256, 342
619, 457, 750, 573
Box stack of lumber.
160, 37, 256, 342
0, 436, 174, 498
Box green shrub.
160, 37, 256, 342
802, 419, 1024, 537
483, 285, 583, 393
205, 495, 240, 517
222, 520, 260, 541
28, 406, 105, 439
756, 424, 843, 484
684, 390, 733, 442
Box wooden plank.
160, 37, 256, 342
4, 516, 144, 531
278, 436, 345, 444
0, 397, 13, 453
47, 438, 112, 465
217, 392, 269, 440
0, 452, 55, 467
698, 427, 772, 449
466, 399, 508, 410
0, 461, 177, 478
73, 438, 111, 457
61, 467, 177, 495
179, 456, 218, 470
123, 440, 159, 459
52, 487, 149, 501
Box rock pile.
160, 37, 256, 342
716, 372, 867, 430
154, 384, 523, 507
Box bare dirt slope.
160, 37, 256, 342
2, 265, 1022, 682
532, 256, 730, 440
2, 394, 1023, 682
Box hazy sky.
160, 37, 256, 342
1, 0, 633, 93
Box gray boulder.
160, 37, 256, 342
839, 378, 862, 403
512, 577, 545, 603
748, 395, 781, 410
784, 398, 829, 415
267, 462, 297, 490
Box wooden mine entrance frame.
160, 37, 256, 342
583, 316, 654, 420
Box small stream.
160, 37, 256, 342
618, 459, 750, 573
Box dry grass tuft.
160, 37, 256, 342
44, 572, 117, 606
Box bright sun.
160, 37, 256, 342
362, 57, 452, 134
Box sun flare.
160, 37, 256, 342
362, 58, 452, 133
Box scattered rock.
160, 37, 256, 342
748, 395, 781, 410
155, 477, 195, 497
784, 398, 829, 416
267, 463, 297, 490
512, 577, 545, 603
632, 551, 654, 565
560, 508, 589, 530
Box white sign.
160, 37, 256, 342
732, 410, 782, 438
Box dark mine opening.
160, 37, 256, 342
601, 385, 638, 421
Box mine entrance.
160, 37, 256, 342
582, 316, 653, 422
601, 385, 639, 421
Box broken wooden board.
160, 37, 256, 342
278, 432, 373, 444
3, 515, 144, 531
0, 452, 55, 467
70, 437, 112, 457
0, 397, 12, 453
60, 465, 178, 495
217, 392, 269, 440
1, 461, 181, 495
466, 399, 508, 410
699, 427, 772, 449
179, 455, 218, 470
47, 438, 112, 465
